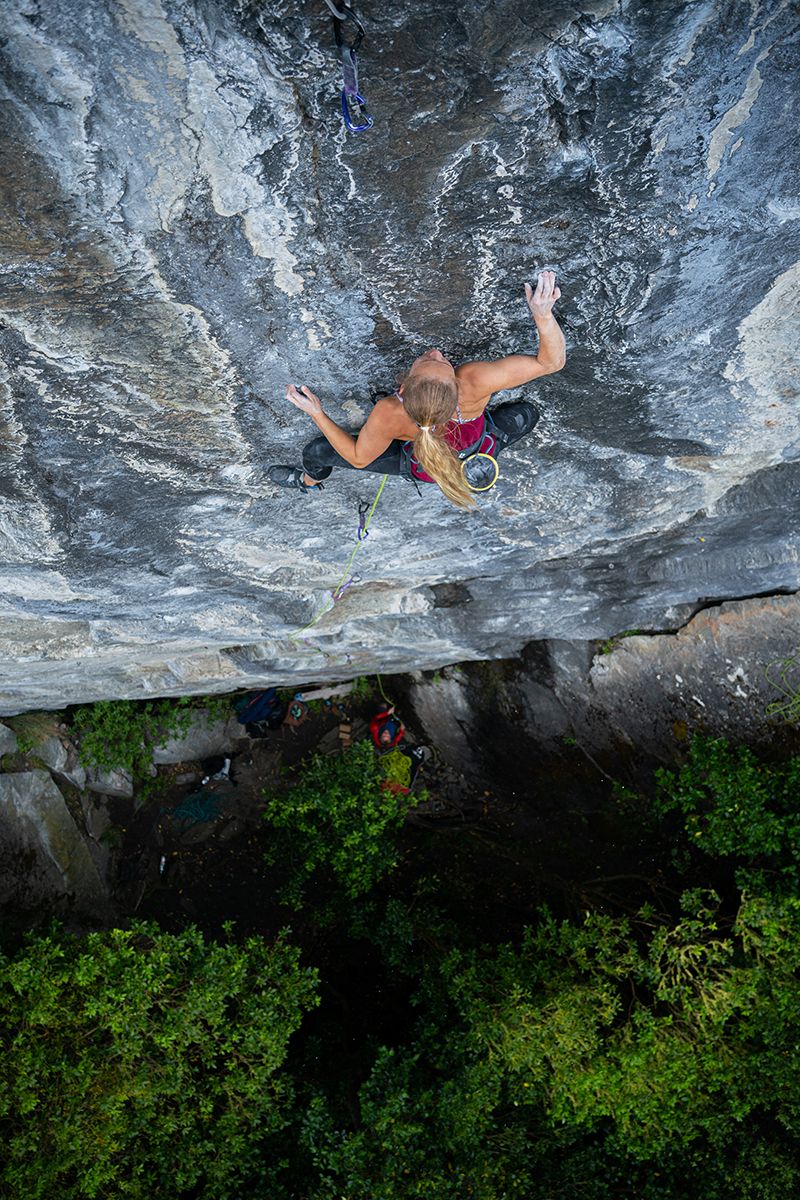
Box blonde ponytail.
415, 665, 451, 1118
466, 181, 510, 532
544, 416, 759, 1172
412, 427, 475, 509
401, 376, 475, 509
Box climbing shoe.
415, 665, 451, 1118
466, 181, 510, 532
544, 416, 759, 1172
267, 465, 323, 493
491, 403, 541, 449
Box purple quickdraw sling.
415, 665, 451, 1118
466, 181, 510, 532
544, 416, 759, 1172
323, 0, 373, 132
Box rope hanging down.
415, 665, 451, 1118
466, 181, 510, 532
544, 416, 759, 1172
288, 473, 388, 643
323, 0, 373, 132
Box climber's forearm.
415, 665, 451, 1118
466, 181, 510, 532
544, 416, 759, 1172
532, 313, 566, 373
309, 406, 393, 469
310, 409, 359, 465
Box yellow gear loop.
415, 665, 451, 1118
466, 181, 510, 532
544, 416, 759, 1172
461, 451, 499, 492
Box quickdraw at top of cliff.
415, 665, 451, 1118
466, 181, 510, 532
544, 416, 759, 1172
323, 0, 373, 132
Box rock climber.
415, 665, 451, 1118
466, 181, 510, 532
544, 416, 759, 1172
268, 271, 565, 508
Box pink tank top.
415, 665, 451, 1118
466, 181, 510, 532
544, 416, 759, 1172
401, 409, 493, 485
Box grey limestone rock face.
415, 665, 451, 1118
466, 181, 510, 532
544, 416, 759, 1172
152, 709, 248, 762
0, 0, 798, 711
84, 765, 135, 798
0, 724, 18, 755
0, 770, 109, 918
584, 593, 800, 755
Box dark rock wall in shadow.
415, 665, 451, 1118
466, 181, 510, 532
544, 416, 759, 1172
402, 594, 800, 800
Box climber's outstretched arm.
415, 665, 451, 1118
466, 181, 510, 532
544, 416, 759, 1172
284, 386, 397, 468
457, 271, 566, 397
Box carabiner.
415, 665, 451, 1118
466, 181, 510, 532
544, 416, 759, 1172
342, 89, 373, 132
325, 0, 372, 133
357, 498, 371, 539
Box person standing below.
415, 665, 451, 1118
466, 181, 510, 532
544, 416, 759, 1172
268, 271, 565, 508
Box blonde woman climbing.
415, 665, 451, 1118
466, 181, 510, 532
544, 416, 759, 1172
268, 271, 565, 509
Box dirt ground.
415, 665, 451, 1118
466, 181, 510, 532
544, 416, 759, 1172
103, 681, 681, 940
110, 696, 497, 937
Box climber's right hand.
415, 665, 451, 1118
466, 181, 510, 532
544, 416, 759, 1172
525, 271, 561, 322
286, 384, 323, 416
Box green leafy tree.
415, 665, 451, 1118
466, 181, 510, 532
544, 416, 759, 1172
0, 923, 318, 1200
654, 736, 800, 861
300, 887, 800, 1199
263, 740, 413, 909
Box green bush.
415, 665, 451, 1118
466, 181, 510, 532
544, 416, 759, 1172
263, 740, 412, 909
71, 697, 195, 797
0, 922, 318, 1200
654, 736, 800, 861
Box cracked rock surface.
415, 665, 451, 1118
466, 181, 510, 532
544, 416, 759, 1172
0, 0, 798, 712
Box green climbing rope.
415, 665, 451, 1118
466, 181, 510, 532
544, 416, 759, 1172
289, 474, 388, 641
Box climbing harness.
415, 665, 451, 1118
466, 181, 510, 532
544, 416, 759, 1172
288, 473, 388, 644
402, 410, 501, 493
324, 0, 373, 132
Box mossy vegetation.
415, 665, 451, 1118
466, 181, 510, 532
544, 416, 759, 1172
2, 707, 800, 1198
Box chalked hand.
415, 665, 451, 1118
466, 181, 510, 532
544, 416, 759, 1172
286, 384, 323, 416
525, 271, 561, 322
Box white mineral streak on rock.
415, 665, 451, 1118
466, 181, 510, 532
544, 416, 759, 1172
0, 8, 94, 189
187, 58, 304, 295
299, 307, 329, 350
115, 65, 195, 232
97, 3, 197, 233
0, 370, 59, 566
470, 230, 502, 338
675, 0, 720, 66
113, 0, 187, 77
667, 256, 800, 513
723, 259, 800, 447
431, 141, 478, 241
0, 503, 63, 568
707, 49, 769, 181
0, 569, 87, 601
768, 198, 800, 222
0, 365, 24, 457
333, 131, 359, 201
176, 515, 334, 590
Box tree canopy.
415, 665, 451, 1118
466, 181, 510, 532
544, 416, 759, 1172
2, 735, 800, 1198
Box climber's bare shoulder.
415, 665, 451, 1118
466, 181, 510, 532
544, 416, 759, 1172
370, 394, 417, 438
455, 356, 553, 411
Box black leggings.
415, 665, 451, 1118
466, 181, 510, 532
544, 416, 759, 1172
301, 401, 540, 481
